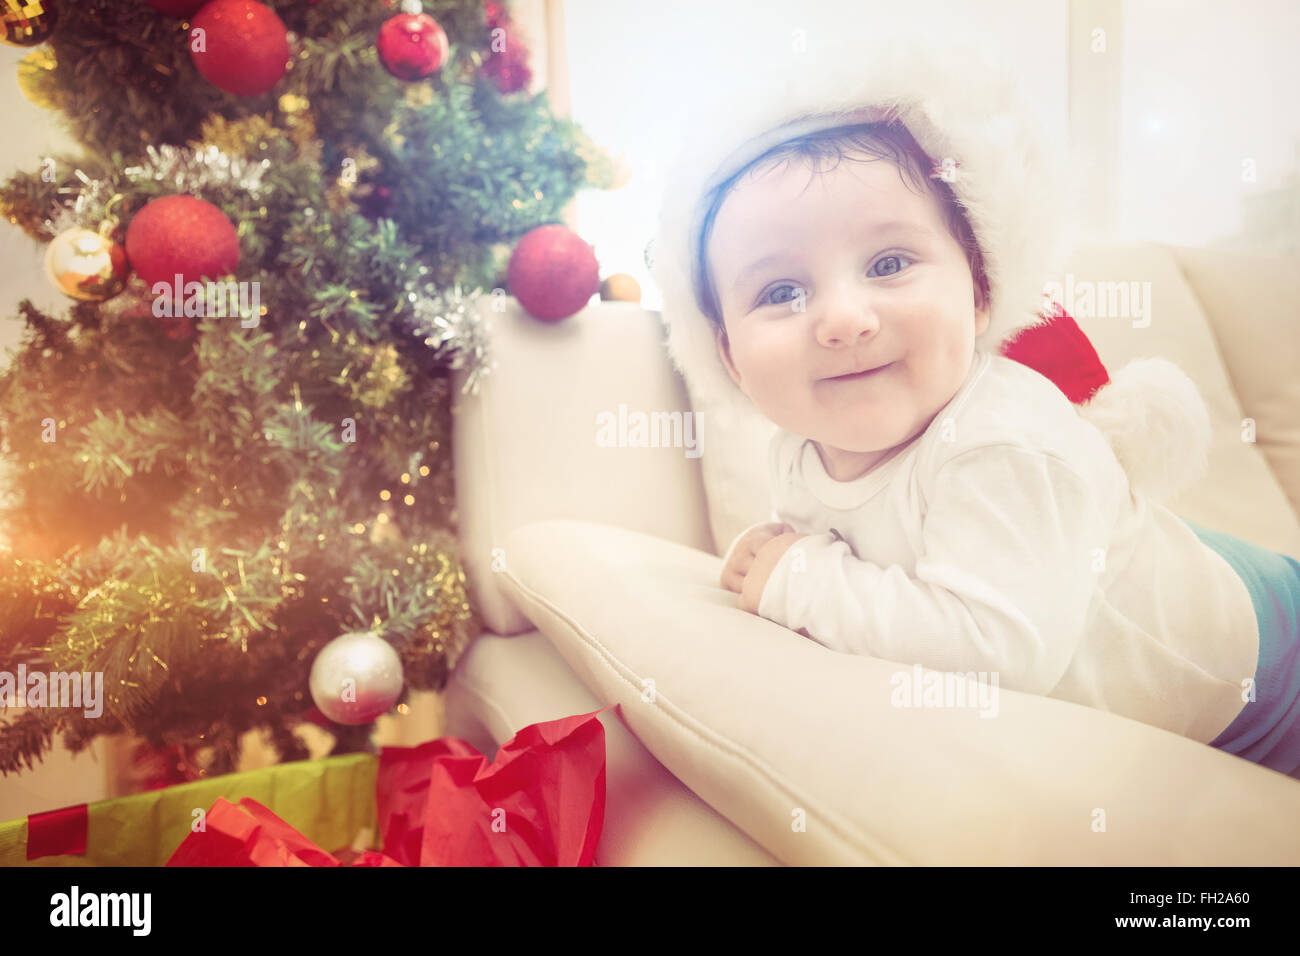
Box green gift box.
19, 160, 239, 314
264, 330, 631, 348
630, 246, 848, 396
0, 753, 378, 866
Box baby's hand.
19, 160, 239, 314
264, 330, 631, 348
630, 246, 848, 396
739, 532, 807, 615
720, 522, 793, 594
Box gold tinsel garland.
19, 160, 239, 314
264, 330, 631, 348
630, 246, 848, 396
335, 337, 410, 409
16, 46, 59, 111
195, 94, 323, 166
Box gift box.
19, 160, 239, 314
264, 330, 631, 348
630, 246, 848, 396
0, 708, 609, 866
0, 752, 377, 867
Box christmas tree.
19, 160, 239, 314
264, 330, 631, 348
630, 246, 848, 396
0, 0, 607, 780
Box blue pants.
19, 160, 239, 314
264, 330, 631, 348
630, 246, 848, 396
1183, 519, 1300, 777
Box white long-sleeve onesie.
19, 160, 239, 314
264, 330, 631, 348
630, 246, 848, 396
731, 350, 1259, 744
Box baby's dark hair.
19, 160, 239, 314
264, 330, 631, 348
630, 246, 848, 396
694, 121, 991, 335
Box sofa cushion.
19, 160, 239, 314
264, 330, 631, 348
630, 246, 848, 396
1166, 243, 1300, 525
1047, 242, 1300, 555
501, 518, 1300, 865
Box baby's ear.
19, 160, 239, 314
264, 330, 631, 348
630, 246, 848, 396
715, 326, 744, 389
974, 290, 991, 337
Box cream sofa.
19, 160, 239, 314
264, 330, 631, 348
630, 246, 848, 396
444, 241, 1300, 865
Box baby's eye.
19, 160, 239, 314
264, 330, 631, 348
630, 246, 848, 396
869, 254, 914, 277
761, 284, 803, 307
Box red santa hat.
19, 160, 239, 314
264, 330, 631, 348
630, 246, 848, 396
999, 301, 1211, 501
651, 30, 1210, 502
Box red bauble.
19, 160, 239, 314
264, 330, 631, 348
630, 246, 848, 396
484, 1, 510, 30
378, 12, 449, 81
190, 0, 290, 97
507, 225, 600, 322
480, 0, 531, 94
143, 0, 207, 15
124, 195, 240, 288
481, 39, 531, 95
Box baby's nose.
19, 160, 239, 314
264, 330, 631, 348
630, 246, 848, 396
815, 301, 880, 346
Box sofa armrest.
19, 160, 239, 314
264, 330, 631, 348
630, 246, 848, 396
500, 517, 1300, 865
451, 298, 714, 638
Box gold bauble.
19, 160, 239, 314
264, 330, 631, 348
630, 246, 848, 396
45, 227, 130, 302
16, 46, 58, 109
2, 0, 57, 48
599, 273, 642, 303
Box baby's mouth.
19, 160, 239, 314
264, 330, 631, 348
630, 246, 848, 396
824, 362, 892, 382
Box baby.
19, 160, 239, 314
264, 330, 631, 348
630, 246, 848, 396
660, 83, 1300, 776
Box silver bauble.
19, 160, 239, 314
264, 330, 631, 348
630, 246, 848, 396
308, 630, 404, 726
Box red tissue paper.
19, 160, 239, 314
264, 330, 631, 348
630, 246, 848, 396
165, 796, 400, 867
166, 706, 612, 867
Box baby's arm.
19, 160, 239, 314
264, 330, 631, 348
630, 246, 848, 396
754, 445, 1104, 696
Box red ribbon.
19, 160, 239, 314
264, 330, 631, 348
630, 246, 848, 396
27, 803, 88, 860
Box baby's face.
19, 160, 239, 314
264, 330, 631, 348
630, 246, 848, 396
711, 155, 990, 479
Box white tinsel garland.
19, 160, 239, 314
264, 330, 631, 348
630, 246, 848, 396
405, 283, 493, 396
123, 144, 272, 201
43, 144, 271, 240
